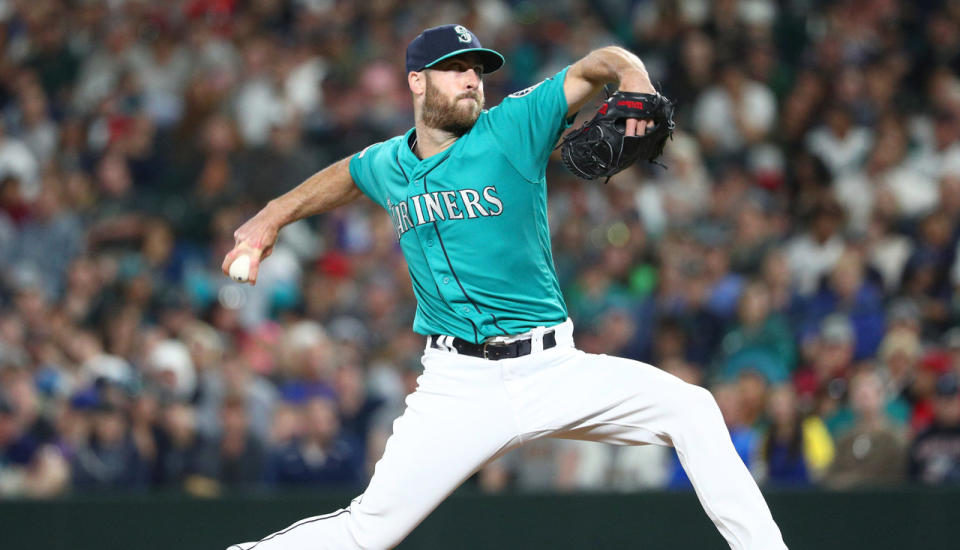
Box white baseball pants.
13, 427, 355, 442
228, 320, 787, 550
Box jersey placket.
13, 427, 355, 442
407, 161, 486, 340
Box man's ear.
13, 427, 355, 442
409, 71, 425, 96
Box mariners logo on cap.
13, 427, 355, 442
454, 25, 472, 43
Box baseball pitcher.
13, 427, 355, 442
223, 24, 788, 550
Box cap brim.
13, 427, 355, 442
423, 48, 505, 74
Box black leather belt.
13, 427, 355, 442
429, 331, 557, 360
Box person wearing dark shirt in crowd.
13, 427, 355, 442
265, 396, 364, 487
152, 400, 218, 488
71, 401, 148, 489
759, 386, 834, 486
909, 373, 960, 484
0, 371, 69, 497
216, 394, 265, 488
333, 363, 383, 470
800, 250, 885, 361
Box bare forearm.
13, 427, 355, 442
267, 156, 363, 227
565, 46, 655, 116
222, 156, 363, 283
577, 46, 652, 91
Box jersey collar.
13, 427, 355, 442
399, 127, 460, 180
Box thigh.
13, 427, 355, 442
517, 349, 705, 447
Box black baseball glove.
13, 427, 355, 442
560, 91, 675, 182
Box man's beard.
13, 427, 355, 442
422, 77, 484, 136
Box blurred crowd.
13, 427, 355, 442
2, 0, 960, 498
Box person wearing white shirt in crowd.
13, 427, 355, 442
693, 61, 776, 157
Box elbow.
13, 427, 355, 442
581, 46, 646, 84
595, 45, 631, 56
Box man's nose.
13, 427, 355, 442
463, 69, 480, 88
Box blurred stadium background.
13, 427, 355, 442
1, 0, 960, 548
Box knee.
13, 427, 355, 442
349, 511, 406, 550
355, 532, 401, 550
676, 384, 723, 422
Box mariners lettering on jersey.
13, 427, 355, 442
387, 185, 503, 240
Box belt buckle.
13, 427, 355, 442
482, 341, 507, 360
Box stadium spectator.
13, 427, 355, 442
152, 400, 218, 489
758, 385, 834, 487
71, 401, 147, 489
909, 373, 960, 485
798, 249, 886, 360
213, 394, 266, 488
716, 280, 795, 384
265, 396, 364, 488
824, 370, 907, 488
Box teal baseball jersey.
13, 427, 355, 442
349, 67, 574, 343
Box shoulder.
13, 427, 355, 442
489, 67, 571, 110
357, 134, 406, 160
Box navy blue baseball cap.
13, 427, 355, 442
406, 24, 504, 74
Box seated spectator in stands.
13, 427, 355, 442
276, 321, 338, 404
794, 314, 856, 419
692, 60, 776, 158
333, 363, 384, 469
944, 327, 960, 377
737, 370, 770, 429
716, 280, 795, 382
806, 103, 873, 180
902, 211, 956, 336
908, 351, 952, 433
215, 394, 265, 488
784, 198, 846, 297
0, 393, 69, 497
85, 149, 147, 252
265, 396, 364, 488
758, 386, 834, 487
71, 401, 148, 489
702, 241, 745, 320
877, 327, 922, 418
863, 213, 912, 293
866, 114, 938, 220
824, 370, 907, 488
799, 249, 885, 360
195, 351, 277, 445
152, 401, 218, 489
909, 373, 960, 484
147, 340, 197, 402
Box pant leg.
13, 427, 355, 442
507, 347, 788, 550
229, 349, 522, 550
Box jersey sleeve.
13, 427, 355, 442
482, 66, 574, 181
348, 140, 394, 209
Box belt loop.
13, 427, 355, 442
531, 326, 546, 353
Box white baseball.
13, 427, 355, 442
229, 254, 252, 283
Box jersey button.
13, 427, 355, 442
426, 239, 434, 247
442, 277, 450, 285
462, 306, 471, 313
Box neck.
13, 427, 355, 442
413, 120, 460, 159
